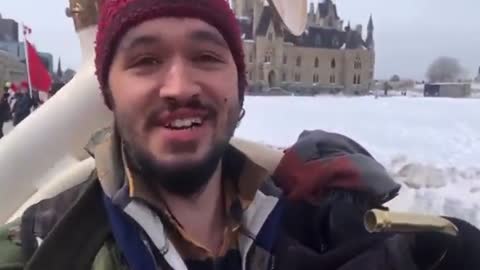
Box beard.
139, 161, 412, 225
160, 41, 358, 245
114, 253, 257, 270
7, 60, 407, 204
115, 99, 241, 197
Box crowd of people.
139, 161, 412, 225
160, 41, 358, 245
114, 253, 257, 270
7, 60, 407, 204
0, 83, 43, 139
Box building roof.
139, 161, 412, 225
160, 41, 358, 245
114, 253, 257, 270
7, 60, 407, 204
345, 30, 367, 49
238, 17, 253, 40
283, 25, 368, 50
288, 26, 344, 49
246, 1, 367, 50
318, 0, 339, 19
255, 6, 282, 37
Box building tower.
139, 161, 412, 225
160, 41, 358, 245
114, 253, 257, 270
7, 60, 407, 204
56, 58, 63, 80
365, 14, 374, 50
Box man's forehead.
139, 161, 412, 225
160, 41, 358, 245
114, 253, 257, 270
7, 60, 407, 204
119, 18, 227, 49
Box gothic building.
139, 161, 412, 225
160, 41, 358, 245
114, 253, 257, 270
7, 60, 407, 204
233, 0, 375, 94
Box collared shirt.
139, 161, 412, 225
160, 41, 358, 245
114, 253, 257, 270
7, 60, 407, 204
121, 145, 242, 260
90, 127, 270, 269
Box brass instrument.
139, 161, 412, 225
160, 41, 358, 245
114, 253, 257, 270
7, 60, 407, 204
364, 209, 459, 237
66, 0, 103, 31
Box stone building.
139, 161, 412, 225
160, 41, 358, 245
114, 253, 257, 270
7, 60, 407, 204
0, 13, 19, 43
233, 0, 375, 94
0, 50, 26, 87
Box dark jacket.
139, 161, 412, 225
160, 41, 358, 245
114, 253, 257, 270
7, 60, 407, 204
12, 93, 32, 120
0, 93, 10, 123
0, 129, 479, 270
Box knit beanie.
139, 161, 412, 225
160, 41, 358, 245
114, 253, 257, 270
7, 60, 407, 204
95, 0, 247, 109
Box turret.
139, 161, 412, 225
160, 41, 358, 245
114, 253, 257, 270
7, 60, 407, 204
252, 0, 263, 35
366, 14, 374, 50
308, 2, 315, 24
56, 58, 63, 80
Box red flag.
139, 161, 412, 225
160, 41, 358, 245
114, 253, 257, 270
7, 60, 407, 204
26, 40, 52, 92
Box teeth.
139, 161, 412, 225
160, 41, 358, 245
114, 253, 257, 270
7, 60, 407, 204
167, 117, 203, 128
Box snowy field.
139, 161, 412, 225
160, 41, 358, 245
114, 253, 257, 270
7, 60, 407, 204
237, 96, 480, 227
3, 95, 479, 227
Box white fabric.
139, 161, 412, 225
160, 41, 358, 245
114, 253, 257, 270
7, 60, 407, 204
124, 202, 188, 270
238, 191, 279, 270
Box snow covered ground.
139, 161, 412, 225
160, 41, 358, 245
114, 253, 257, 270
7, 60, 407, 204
3, 95, 479, 226
237, 96, 480, 226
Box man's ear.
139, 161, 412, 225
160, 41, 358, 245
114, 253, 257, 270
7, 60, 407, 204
102, 87, 115, 109
239, 108, 245, 121
236, 108, 245, 128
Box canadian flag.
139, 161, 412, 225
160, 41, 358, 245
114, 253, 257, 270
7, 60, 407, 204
23, 25, 32, 36
25, 40, 52, 92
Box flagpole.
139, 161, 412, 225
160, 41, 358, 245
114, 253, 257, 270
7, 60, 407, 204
22, 22, 33, 99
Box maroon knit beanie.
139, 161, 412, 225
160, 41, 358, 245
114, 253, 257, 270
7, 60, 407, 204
95, 0, 247, 109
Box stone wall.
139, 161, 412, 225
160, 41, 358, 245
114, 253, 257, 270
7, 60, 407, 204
0, 51, 26, 86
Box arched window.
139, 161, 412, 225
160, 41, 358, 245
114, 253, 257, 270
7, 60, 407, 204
330, 74, 336, 84
354, 56, 362, 70
283, 54, 287, 64
296, 56, 302, 67
331, 58, 336, 69
314, 57, 319, 68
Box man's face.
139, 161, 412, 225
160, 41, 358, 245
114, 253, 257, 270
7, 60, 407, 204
108, 18, 241, 194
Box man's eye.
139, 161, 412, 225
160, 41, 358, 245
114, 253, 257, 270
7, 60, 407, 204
194, 53, 223, 63
131, 56, 160, 67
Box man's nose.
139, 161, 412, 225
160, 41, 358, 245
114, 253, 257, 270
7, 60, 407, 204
159, 58, 201, 100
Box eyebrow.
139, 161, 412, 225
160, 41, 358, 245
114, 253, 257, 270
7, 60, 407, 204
119, 35, 160, 52
119, 29, 229, 52
188, 29, 229, 49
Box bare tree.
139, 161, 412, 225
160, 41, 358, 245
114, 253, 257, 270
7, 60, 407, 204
426, 57, 464, 83
390, 74, 400, 82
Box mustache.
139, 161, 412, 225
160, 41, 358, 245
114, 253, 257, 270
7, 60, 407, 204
145, 97, 217, 126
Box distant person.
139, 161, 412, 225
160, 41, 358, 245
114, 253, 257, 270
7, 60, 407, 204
0, 92, 11, 139
31, 90, 43, 109
12, 90, 33, 126
383, 81, 391, 96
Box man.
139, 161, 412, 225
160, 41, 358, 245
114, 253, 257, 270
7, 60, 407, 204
0, 91, 11, 139
12, 89, 33, 126
0, 0, 479, 269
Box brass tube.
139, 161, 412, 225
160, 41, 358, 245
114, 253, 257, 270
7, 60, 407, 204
364, 209, 459, 237
66, 0, 103, 31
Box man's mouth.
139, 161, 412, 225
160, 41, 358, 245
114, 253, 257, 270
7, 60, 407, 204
153, 107, 212, 132
164, 117, 205, 130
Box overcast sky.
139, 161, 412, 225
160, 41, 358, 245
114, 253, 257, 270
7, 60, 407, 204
0, 0, 479, 80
